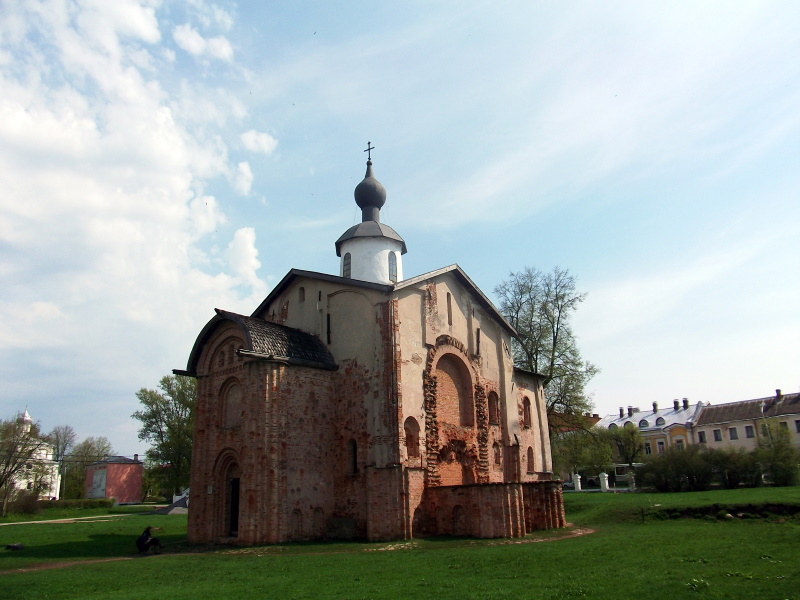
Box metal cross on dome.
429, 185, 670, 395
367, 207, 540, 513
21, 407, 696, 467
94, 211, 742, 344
364, 141, 375, 160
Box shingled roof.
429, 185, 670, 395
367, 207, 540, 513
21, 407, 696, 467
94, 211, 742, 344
694, 399, 765, 426
765, 392, 800, 418
181, 309, 337, 375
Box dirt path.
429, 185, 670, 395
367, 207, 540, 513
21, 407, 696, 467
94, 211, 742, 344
1, 526, 595, 574
0, 514, 134, 527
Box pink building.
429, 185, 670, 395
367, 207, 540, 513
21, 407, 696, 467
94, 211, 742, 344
85, 455, 143, 504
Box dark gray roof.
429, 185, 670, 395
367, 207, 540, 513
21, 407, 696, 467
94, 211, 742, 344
765, 393, 800, 417
335, 221, 407, 256
89, 456, 141, 465
181, 309, 337, 375
694, 399, 765, 426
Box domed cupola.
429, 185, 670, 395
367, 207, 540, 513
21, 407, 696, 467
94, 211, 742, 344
335, 144, 406, 285
354, 160, 386, 222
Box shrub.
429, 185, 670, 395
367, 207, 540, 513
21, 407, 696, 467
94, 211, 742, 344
38, 498, 115, 510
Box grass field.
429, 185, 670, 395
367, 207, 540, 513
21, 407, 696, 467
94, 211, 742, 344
1, 488, 798, 599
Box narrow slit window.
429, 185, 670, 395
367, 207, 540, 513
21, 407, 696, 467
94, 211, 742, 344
388, 252, 397, 283
447, 293, 452, 326
476, 328, 481, 356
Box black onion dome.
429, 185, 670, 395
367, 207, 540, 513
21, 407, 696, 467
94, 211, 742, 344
354, 160, 386, 212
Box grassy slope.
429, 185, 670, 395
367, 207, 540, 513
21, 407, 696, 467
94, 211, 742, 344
2, 489, 799, 600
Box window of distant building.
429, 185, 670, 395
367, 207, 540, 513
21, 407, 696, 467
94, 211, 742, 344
698, 431, 707, 443
713, 429, 722, 442
343, 253, 351, 278
644, 442, 652, 455
795, 420, 800, 434
729, 427, 738, 440
779, 421, 788, 430
299, 286, 305, 302
657, 441, 665, 454
639, 419, 649, 428
388, 252, 397, 283
745, 425, 755, 439
526, 447, 535, 474
656, 417, 665, 426
676, 439, 684, 451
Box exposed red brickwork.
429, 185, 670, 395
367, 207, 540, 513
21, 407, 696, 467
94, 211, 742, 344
186, 274, 564, 545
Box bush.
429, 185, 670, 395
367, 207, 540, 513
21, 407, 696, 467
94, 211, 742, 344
638, 446, 714, 492
38, 498, 115, 510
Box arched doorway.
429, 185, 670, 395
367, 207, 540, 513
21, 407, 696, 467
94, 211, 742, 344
215, 452, 241, 538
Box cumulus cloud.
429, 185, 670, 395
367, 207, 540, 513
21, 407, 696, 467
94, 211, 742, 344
173, 23, 233, 61
232, 161, 254, 195
0, 1, 264, 450
241, 129, 278, 155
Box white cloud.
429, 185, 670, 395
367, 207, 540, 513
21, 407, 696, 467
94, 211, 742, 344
172, 23, 233, 61
232, 161, 254, 195
225, 227, 267, 297
241, 129, 278, 155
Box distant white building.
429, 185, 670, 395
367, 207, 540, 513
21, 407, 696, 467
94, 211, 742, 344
5, 411, 61, 500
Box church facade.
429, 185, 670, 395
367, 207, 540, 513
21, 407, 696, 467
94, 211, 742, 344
178, 156, 565, 544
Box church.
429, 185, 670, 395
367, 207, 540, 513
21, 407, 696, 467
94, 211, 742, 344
177, 151, 565, 544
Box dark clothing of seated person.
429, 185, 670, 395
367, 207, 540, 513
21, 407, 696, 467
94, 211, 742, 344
136, 526, 163, 554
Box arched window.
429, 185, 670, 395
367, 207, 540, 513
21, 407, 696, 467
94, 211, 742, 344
388, 252, 397, 283
404, 417, 420, 458
639, 419, 649, 428
527, 447, 535, 473
488, 392, 500, 425
608, 423, 617, 430
522, 397, 532, 429
656, 417, 665, 426
347, 439, 358, 474
343, 253, 351, 278
222, 381, 242, 428
299, 286, 305, 302
493, 442, 502, 466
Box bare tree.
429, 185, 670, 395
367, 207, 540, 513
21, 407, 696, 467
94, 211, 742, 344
0, 413, 49, 516
495, 266, 598, 430
48, 425, 76, 498
62, 436, 114, 499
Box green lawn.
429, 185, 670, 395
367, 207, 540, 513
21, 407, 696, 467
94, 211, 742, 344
2, 488, 798, 600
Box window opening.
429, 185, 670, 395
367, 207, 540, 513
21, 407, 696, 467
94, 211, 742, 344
745, 425, 755, 438
698, 431, 707, 443
446, 293, 452, 326
347, 439, 358, 474
343, 253, 351, 278
326, 314, 331, 344
713, 429, 722, 442
475, 328, 481, 356
388, 252, 397, 283
299, 287, 305, 302
729, 427, 738, 440
522, 397, 532, 429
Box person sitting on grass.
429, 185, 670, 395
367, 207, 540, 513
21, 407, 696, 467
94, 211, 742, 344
136, 526, 164, 554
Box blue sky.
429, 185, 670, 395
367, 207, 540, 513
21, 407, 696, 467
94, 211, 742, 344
1, 1, 798, 457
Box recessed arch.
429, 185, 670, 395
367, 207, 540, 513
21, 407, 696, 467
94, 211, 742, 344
404, 417, 420, 458
434, 353, 474, 426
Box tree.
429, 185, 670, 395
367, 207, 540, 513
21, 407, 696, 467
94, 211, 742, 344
132, 374, 196, 496
553, 429, 612, 478
495, 266, 598, 430
757, 421, 800, 486
62, 436, 114, 499
0, 413, 50, 515
48, 425, 77, 498
610, 424, 645, 468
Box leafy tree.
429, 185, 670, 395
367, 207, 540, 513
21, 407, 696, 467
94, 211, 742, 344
48, 425, 77, 498
610, 424, 645, 468
757, 421, 800, 486
0, 413, 50, 516
495, 266, 598, 431
62, 436, 114, 499
132, 374, 196, 496
553, 428, 612, 478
